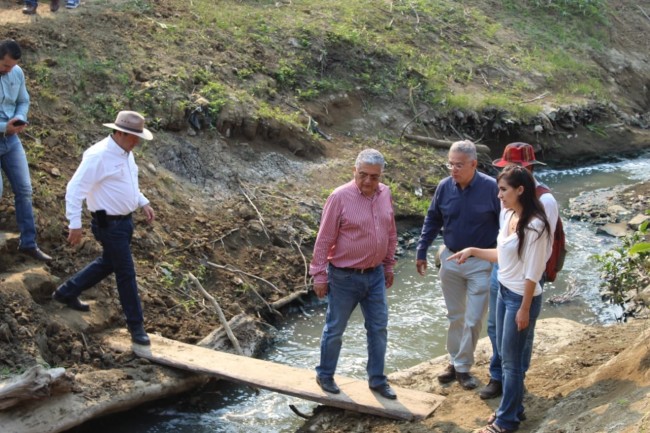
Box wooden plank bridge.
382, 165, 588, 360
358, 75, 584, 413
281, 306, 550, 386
106, 332, 444, 421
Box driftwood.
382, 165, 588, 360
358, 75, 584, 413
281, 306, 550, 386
0, 365, 72, 410
188, 272, 244, 356
270, 289, 309, 310
404, 134, 491, 154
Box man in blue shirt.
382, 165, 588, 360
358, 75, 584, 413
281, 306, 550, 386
0, 40, 51, 262
416, 140, 500, 390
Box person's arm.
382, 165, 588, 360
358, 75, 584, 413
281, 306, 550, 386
309, 193, 342, 298
539, 192, 559, 235
382, 191, 398, 288
416, 184, 445, 275
65, 154, 100, 231
516, 278, 536, 331
14, 67, 29, 121
447, 247, 498, 264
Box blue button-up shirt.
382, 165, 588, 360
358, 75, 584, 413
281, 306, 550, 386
0, 65, 30, 132
416, 171, 500, 260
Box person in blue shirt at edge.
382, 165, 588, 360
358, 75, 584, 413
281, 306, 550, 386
0, 39, 52, 263
416, 140, 500, 390
479, 142, 559, 401
447, 164, 552, 433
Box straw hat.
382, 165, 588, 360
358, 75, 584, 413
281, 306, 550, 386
103, 111, 153, 140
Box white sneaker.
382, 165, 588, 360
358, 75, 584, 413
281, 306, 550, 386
65, 0, 79, 8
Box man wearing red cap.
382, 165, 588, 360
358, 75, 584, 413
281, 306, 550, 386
479, 142, 559, 401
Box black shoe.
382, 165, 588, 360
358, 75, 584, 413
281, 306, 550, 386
479, 378, 503, 399
22, 4, 37, 14
128, 324, 151, 346
316, 376, 340, 394
370, 383, 397, 400
19, 247, 52, 262
52, 290, 90, 312
437, 364, 456, 384
456, 372, 478, 390
50, 0, 59, 11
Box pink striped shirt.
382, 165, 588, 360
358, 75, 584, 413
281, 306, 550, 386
309, 180, 398, 284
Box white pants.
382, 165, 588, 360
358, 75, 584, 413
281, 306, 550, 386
438, 247, 492, 373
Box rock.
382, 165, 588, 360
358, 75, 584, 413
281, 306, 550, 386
596, 223, 629, 237
608, 204, 630, 218
628, 214, 650, 230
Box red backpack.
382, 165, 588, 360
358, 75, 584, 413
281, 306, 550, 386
536, 185, 567, 282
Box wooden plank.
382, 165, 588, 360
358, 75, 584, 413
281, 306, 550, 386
106, 332, 444, 421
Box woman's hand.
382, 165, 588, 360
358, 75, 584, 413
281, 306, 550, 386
446, 248, 473, 265
516, 307, 530, 331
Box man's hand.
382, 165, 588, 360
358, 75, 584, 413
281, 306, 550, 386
6, 118, 27, 135
68, 228, 83, 246
384, 272, 394, 289
142, 204, 155, 224
416, 259, 428, 276
313, 282, 328, 299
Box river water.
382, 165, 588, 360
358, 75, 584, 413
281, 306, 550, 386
70, 154, 650, 433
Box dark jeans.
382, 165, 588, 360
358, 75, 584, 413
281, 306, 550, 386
316, 264, 388, 388
57, 217, 144, 327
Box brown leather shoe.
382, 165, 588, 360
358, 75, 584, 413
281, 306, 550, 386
50, 0, 60, 11
19, 247, 52, 262
437, 364, 456, 384
22, 4, 37, 14
456, 372, 478, 390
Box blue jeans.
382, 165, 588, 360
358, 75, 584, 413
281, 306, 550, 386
0, 134, 37, 249
494, 284, 542, 431
316, 264, 388, 388
57, 217, 144, 327
487, 264, 543, 382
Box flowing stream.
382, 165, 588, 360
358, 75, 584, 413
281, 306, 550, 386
70, 153, 650, 433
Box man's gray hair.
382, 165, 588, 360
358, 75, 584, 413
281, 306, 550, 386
355, 148, 385, 169
449, 140, 477, 161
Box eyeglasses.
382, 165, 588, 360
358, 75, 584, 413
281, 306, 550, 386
446, 161, 467, 170
357, 171, 381, 181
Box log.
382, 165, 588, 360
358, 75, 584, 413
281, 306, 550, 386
0, 365, 72, 410
188, 272, 244, 356
404, 134, 491, 154
270, 289, 309, 310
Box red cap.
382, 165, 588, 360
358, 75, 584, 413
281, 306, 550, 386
492, 142, 546, 167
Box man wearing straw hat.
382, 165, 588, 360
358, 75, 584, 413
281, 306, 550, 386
52, 111, 155, 346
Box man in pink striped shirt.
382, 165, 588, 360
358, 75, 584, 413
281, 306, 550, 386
309, 148, 398, 400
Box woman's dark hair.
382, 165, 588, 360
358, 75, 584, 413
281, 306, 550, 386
0, 40, 22, 61
497, 164, 550, 258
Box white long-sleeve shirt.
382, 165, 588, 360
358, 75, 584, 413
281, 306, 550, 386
65, 135, 149, 229
497, 209, 551, 296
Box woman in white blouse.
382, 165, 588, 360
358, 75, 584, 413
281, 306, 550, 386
448, 164, 551, 433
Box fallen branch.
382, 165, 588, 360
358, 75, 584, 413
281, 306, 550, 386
522, 91, 550, 103
270, 289, 309, 311
404, 134, 491, 154
188, 272, 244, 356
0, 365, 73, 410
399, 108, 429, 143
638, 5, 650, 23
204, 261, 282, 316
238, 182, 270, 240
293, 239, 309, 290
205, 261, 282, 293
